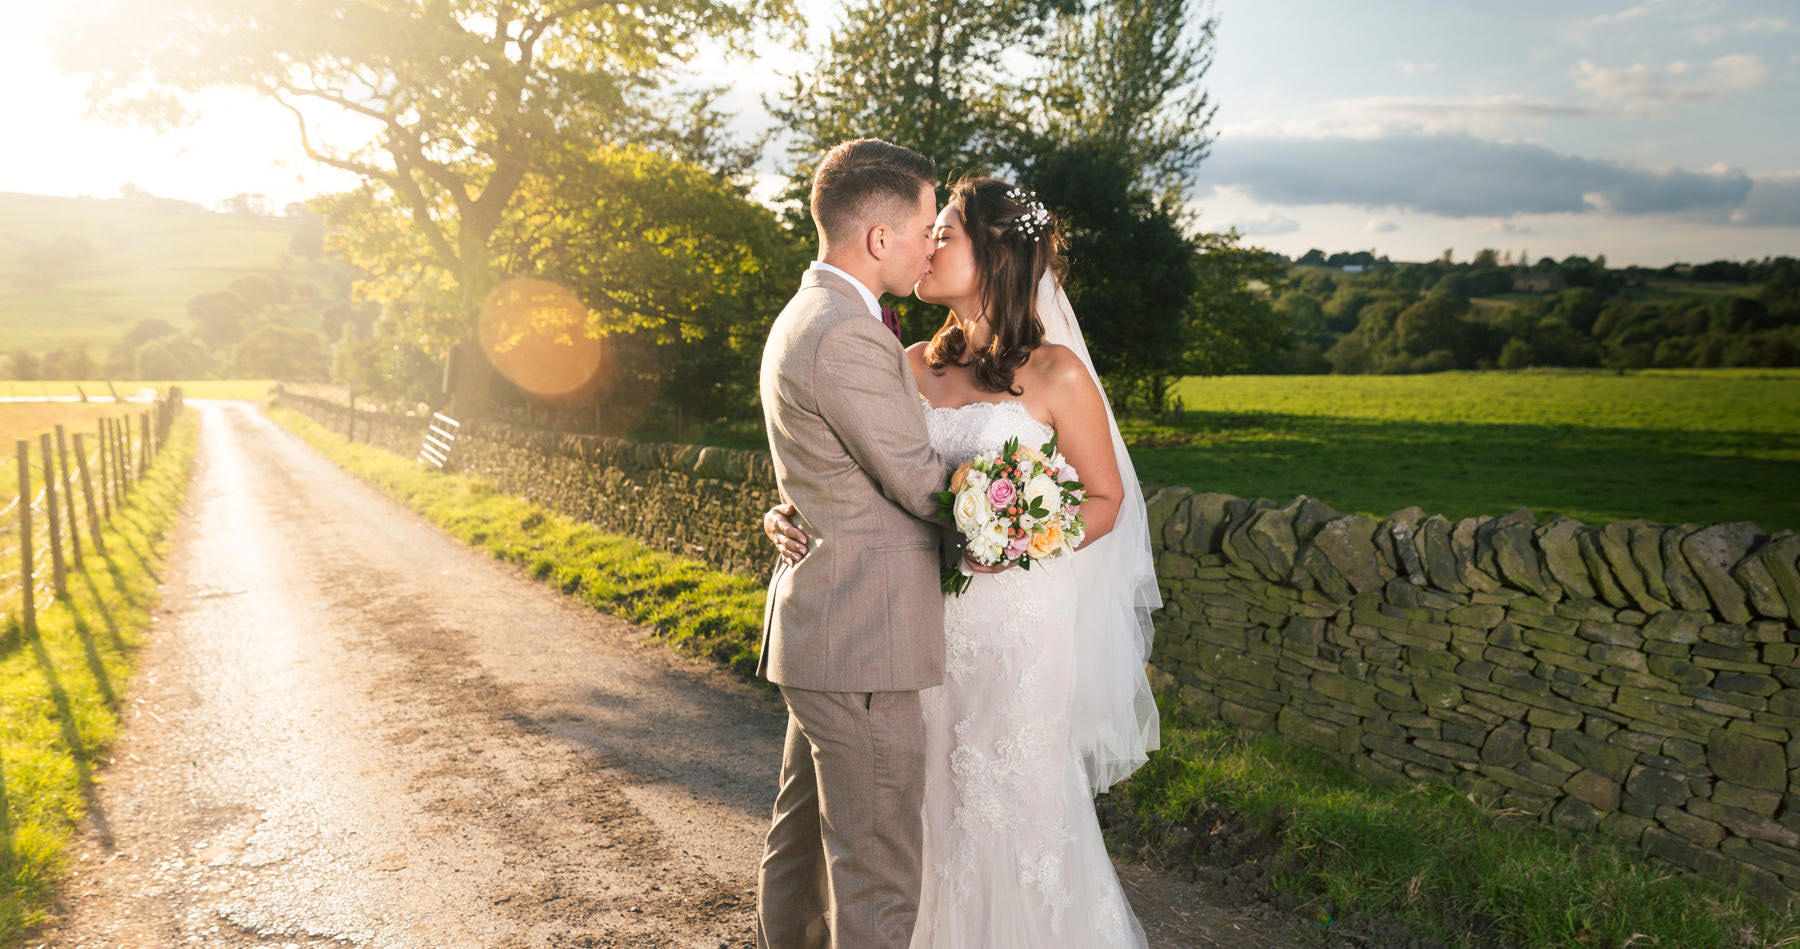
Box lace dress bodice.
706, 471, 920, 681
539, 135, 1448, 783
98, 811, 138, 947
920, 396, 1055, 465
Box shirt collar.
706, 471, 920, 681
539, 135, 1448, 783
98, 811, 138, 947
808, 261, 882, 321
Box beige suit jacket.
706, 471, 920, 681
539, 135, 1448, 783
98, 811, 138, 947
758, 268, 948, 692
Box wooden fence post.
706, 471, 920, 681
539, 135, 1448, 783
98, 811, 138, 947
139, 410, 150, 472
74, 432, 103, 554
55, 425, 81, 571
114, 415, 129, 496
347, 391, 358, 442
96, 419, 112, 519
39, 434, 65, 598
15, 440, 34, 638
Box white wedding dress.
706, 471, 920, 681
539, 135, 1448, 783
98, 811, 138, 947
911, 396, 1149, 948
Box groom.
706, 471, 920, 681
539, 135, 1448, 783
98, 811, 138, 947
755, 138, 947, 948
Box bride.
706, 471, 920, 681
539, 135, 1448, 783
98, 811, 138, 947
762, 175, 1162, 947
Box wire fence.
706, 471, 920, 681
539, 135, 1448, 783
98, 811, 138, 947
1, 394, 185, 648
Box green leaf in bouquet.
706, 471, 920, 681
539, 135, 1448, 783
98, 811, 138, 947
941, 567, 972, 596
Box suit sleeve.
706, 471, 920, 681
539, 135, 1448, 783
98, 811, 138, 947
813, 318, 947, 522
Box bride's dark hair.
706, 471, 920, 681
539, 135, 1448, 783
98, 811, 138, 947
925, 175, 1068, 395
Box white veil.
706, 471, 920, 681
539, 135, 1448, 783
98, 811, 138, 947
1034, 269, 1162, 793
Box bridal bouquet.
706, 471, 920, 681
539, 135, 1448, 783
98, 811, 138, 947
935, 434, 1085, 596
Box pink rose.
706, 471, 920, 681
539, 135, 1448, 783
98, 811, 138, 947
1006, 536, 1030, 559
987, 478, 1017, 507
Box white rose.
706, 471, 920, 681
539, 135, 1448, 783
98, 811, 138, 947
1024, 473, 1063, 515
953, 485, 993, 534
964, 468, 990, 495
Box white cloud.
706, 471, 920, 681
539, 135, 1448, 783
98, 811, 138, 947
1364, 219, 1399, 233
1590, 4, 1654, 27
1740, 17, 1795, 33
1396, 61, 1436, 75
1225, 211, 1301, 236
1572, 54, 1770, 107
1689, 25, 1725, 44
1221, 93, 1602, 140
1484, 220, 1534, 235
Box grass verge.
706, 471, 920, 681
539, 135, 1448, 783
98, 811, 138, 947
1, 410, 198, 943
265, 407, 767, 674
265, 402, 1799, 948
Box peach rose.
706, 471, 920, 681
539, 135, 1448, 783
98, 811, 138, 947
1026, 521, 1064, 560
949, 461, 973, 494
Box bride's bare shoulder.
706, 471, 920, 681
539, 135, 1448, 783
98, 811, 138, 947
1029, 342, 1088, 385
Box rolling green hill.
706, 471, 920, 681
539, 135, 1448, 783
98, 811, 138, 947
0, 191, 350, 355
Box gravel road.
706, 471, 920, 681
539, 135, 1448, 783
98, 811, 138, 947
29, 401, 1308, 948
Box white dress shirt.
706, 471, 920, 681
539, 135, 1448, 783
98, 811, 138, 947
809, 261, 883, 322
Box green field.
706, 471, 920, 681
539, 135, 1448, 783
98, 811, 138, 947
0, 380, 273, 402
0, 192, 342, 352
1124, 368, 1800, 532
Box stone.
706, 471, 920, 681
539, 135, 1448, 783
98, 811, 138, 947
1655, 805, 1726, 848
1588, 643, 1650, 672
1550, 796, 1604, 833
1659, 525, 1713, 612
1629, 523, 1674, 608
1415, 678, 1463, 709
1447, 603, 1505, 629
1493, 523, 1562, 601
1713, 673, 1780, 697
1564, 768, 1622, 811
1180, 492, 1238, 556
1625, 763, 1692, 808
1758, 535, 1800, 619
1536, 518, 1596, 600
1385, 506, 1428, 583
1285, 495, 1343, 545
1681, 523, 1766, 625
1147, 486, 1196, 550
1308, 515, 1386, 596
1552, 730, 1639, 783
1642, 610, 1708, 643
1452, 515, 1502, 591
1418, 514, 1464, 593
1601, 521, 1671, 613
1577, 529, 1630, 608
1234, 508, 1301, 581
1707, 728, 1787, 791
1481, 720, 1529, 767
1713, 780, 1784, 815
1646, 655, 1711, 687
1733, 551, 1790, 620
1687, 798, 1800, 846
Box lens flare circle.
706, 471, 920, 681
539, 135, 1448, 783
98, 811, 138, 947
477, 277, 609, 407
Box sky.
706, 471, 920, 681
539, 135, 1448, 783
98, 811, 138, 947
2, 0, 1795, 267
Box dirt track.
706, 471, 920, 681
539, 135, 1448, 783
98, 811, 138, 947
29, 401, 1308, 948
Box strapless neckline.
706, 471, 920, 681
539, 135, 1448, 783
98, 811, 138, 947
917, 394, 1054, 437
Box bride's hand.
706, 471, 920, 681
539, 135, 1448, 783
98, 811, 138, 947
764, 503, 809, 566
964, 552, 1011, 574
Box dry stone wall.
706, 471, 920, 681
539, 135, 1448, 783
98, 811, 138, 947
273, 389, 781, 576
271, 387, 1800, 902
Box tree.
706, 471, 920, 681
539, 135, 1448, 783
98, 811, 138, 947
133, 334, 214, 379
64, 0, 792, 328
188, 289, 253, 348
230, 324, 329, 379
489, 144, 808, 422
109, 318, 181, 374
6, 349, 41, 381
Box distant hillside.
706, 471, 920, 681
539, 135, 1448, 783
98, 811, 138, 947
0, 191, 351, 354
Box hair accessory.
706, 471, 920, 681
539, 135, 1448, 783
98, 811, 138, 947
1004, 187, 1051, 243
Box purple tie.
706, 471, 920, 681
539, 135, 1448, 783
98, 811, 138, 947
880, 305, 902, 343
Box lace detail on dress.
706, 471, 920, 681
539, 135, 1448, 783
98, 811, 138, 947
910, 399, 1147, 948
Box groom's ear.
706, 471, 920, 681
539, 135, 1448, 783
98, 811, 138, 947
864, 222, 891, 261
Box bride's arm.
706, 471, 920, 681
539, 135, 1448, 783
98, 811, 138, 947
763, 503, 809, 566
1043, 351, 1123, 547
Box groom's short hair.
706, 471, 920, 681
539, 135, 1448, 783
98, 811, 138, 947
811, 139, 937, 243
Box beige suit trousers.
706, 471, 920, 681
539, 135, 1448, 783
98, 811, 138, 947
757, 685, 926, 948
